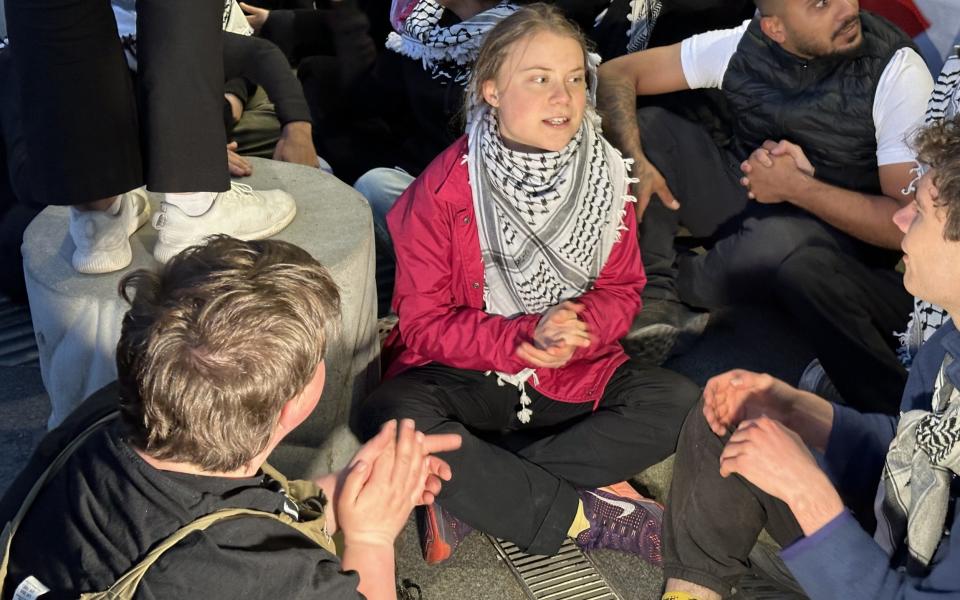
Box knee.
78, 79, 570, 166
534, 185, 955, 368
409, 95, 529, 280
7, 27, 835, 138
672, 398, 728, 467
665, 372, 701, 426
774, 246, 838, 296
357, 382, 407, 441
353, 167, 412, 220
719, 215, 835, 278
357, 378, 447, 441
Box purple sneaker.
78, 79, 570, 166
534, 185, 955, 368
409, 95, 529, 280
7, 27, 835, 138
416, 502, 474, 565
575, 487, 664, 565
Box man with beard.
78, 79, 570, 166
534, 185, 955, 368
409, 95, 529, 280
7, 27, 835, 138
598, 0, 933, 415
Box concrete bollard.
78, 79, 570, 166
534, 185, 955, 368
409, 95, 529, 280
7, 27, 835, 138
22, 158, 378, 478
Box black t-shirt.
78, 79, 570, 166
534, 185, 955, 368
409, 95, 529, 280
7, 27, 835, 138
4, 423, 362, 600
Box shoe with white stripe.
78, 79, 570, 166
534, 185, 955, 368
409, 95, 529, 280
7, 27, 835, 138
575, 485, 664, 565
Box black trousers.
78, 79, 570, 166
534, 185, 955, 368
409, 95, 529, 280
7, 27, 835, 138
637, 107, 911, 414
359, 362, 699, 555
663, 402, 804, 596
4, 0, 229, 205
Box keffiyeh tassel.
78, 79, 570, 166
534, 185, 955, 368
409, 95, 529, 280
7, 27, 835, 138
491, 369, 539, 423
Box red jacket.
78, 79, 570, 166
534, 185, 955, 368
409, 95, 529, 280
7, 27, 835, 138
382, 137, 646, 406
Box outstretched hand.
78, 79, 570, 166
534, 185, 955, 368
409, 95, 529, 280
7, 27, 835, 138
335, 419, 462, 548
702, 369, 796, 437
632, 156, 680, 222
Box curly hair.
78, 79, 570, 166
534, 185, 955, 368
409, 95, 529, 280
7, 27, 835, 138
914, 115, 960, 241
116, 235, 341, 472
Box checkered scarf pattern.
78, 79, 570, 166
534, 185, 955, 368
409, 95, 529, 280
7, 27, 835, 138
626, 0, 663, 53
467, 109, 631, 318
385, 0, 517, 82
875, 354, 960, 567
463, 51, 636, 423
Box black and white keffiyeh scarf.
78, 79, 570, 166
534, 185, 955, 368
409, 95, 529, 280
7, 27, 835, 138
625, 0, 663, 53
465, 53, 637, 422
385, 0, 517, 83
592, 0, 662, 54
875, 354, 960, 568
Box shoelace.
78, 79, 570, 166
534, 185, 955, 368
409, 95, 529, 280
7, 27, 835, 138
231, 181, 255, 195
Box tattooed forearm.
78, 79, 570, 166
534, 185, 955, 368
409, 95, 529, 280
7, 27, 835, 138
596, 70, 644, 161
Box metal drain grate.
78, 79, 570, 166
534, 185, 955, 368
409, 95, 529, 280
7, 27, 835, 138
488, 536, 622, 600
0, 295, 38, 367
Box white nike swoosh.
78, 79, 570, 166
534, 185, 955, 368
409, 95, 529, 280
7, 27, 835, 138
586, 491, 635, 519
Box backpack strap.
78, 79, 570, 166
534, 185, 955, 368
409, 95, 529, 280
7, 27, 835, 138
79, 507, 336, 600
258, 462, 334, 551
0, 412, 119, 596
1, 412, 335, 599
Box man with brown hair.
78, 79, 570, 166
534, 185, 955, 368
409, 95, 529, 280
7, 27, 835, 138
660, 115, 960, 600
0, 235, 461, 600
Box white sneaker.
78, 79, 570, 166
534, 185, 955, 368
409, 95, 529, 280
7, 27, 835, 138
152, 182, 297, 264
69, 187, 151, 274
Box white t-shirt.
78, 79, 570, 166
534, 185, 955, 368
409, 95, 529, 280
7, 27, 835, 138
679, 20, 934, 166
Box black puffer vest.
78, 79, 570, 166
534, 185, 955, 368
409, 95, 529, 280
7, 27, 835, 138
722, 11, 913, 194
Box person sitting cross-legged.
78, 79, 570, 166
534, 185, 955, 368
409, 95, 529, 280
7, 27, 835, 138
661, 115, 960, 600
360, 4, 699, 567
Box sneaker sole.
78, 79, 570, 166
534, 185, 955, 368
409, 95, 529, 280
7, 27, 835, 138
622, 311, 710, 366
152, 198, 297, 264
72, 190, 152, 274
669, 311, 710, 357
622, 323, 680, 366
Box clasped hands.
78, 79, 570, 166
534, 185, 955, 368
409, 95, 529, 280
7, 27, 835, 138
739, 139, 816, 204
515, 300, 592, 369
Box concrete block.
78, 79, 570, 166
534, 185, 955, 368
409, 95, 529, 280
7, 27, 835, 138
22, 158, 378, 478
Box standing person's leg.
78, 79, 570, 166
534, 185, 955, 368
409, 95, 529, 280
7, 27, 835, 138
5, 0, 143, 206
138, 0, 297, 264
663, 402, 804, 598
5, 0, 151, 273
774, 246, 910, 414
137, 0, 227, 193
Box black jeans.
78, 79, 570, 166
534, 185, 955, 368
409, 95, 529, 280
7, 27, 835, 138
637, 107, 910, 414
360, 362, 699, 555
4, 0, 229, 204
663, 402, 804, 596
